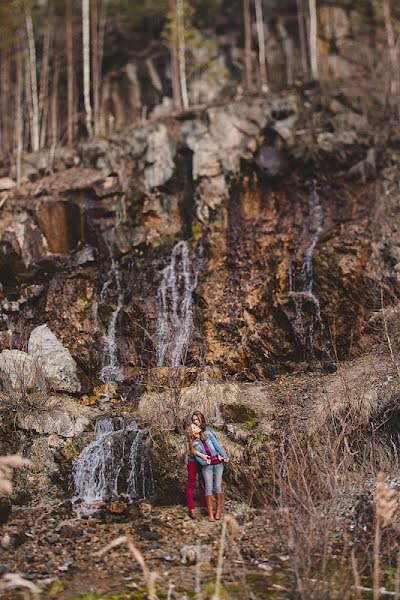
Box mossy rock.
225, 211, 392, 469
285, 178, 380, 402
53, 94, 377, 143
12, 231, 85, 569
221, 402, 258, 424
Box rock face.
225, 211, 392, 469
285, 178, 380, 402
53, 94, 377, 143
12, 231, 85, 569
0, 87, 398, 385
28, 325, 81, 393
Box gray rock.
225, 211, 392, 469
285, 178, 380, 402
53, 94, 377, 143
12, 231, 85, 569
144, 124, 175, 189
75, 246, 95, 266
28, 324, 81, 393
17, 395, 94, 437
180, 544, 212, 565
0, 350, 45, 391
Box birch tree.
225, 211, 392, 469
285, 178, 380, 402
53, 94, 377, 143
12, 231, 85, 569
82, 0, 93, 135
25, 8, 40, 151
176, 0, 189, 109
15, 35, 23, 185
254, 0, 268, 92
296, 0, 309, 79
65, 0, 74, 145
165, 0, 182, 111
383, 0, 400, 115
308, 0, 318, 80
243, 0, 253, 89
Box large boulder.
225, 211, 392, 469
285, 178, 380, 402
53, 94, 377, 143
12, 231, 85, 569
28, 325, 81, 393
0, 350, 45, 391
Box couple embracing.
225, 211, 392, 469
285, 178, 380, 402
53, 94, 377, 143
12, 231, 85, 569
186, 411, 229, 522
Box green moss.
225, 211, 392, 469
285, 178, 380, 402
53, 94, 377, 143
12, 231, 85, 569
64, 444, 81, 459
221, 402, 258, 424
191, 222, 203, 240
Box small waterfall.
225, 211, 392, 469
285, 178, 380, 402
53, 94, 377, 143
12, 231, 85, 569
156, 241, 197, 366
99, 253, 124, 385
72, 416, 126, 507
73, 416, 153, 513
96, 216, 125, 395
289, 181, 324, 356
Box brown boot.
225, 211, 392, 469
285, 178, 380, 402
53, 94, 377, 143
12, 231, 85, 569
215, 492, 223, 520
188, 508, 196, 520
205, 495, 215, 522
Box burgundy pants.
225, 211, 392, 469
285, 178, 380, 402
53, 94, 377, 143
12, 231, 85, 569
186, 460, 206, 510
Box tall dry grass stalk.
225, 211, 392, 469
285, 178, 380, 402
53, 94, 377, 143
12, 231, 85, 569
373, 472, 398, 600
212, 515, 239, 600
0, 454, 30, 495
98, 535, 158, 600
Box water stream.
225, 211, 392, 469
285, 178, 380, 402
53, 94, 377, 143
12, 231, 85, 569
73, 416, 153, 514
156, 241, 198, 366
288, 181, 324, 357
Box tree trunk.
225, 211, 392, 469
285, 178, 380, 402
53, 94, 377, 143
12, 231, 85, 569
65, 0, 74, 146
243, 0, 253, 90
15, 36, 24, 186
383, 0, 400, 115
176, 0, 189, 109
254, 0, 268, 92
308, 0, 318, 80
25, 9, 40, 151
91, 0, 100, 134
0, 48, 11, 154
50, 55, 59, 168
82, 0, 93, 135
39, 20, 52, 148
168, 0, 182, 110
296, 0, 309, 79
277, 17, 294, 86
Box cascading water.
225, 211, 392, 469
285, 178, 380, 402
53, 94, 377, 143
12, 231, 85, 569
156, 241, 197, 366
99, 253, 124, 385
99, 233, 124, 386
288, 180, 324, 357
72, 416, 126, 507
73, 416, 153, 513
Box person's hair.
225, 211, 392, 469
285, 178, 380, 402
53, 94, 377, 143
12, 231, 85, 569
186, 424, 206, 455
192, 410, 207, 431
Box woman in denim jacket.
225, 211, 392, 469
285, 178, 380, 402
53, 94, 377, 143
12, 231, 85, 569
187, 422, 229, 522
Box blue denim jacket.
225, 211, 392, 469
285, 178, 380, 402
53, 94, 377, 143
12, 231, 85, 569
193, 430, 228, 466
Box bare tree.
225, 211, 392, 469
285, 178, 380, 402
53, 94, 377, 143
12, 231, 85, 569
254, 0, 268, 92
277, 17, 294, 86
39, 16, 52, 148
243, 0, 253, 89
82, 0, 93, 135
15, 36, 24, 186
91, 0, 100, 133
308, 0, 318, 80
383, 0, 400, 116
65, 0, 74, 145
168, 0, 182, 110
296, 0, 309, 79
1, 48, 11, 154
176, 0, 189, 109
25, 8, 40, 151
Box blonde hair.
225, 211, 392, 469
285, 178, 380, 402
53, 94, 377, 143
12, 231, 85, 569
186, 424, 206, 456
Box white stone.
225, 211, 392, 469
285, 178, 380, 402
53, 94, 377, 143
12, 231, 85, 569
0, 177, 16, 191
28, 324, 81, 393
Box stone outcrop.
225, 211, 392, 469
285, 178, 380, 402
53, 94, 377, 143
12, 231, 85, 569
28, 325, 81, 393
17, 395, 97, 438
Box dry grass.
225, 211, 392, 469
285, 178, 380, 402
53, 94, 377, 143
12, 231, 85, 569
0, 454, 30, 496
